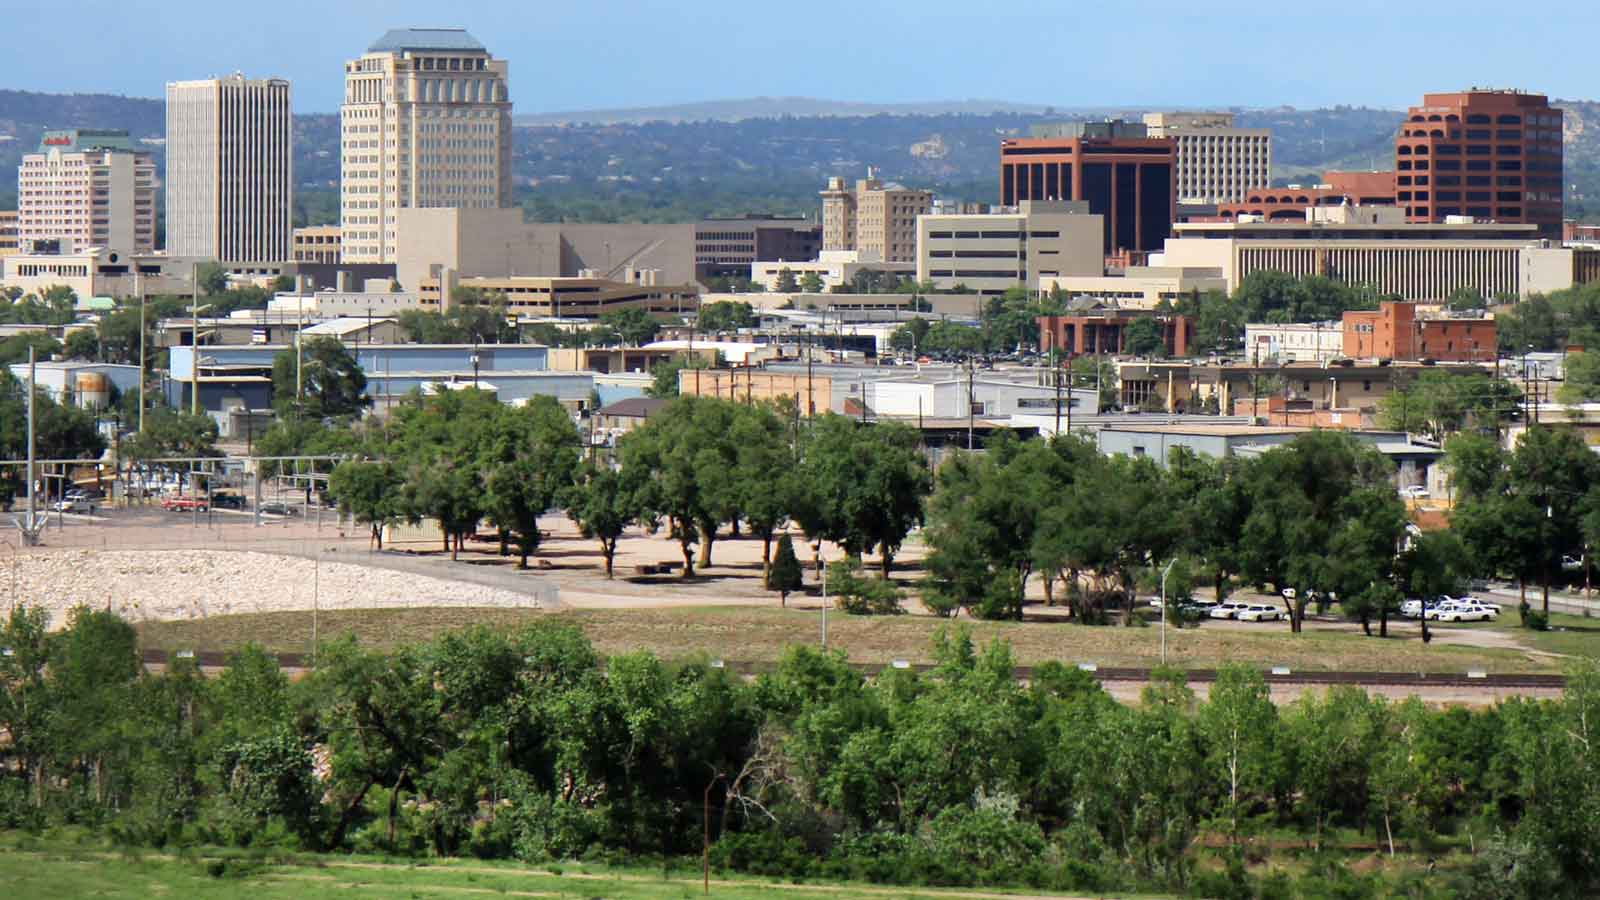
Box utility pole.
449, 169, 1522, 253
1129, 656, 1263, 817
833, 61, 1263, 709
191, 263, 200, 416
25, 346, 37, 545
137, 270, 146, 434
1053, 351, 1062, 434
966, 354, 975, 451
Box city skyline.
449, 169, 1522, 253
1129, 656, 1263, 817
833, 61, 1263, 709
5, 1, 1600, 114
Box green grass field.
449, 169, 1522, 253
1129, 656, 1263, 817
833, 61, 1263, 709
0, 835, 1104, 899
134, 604, 1556, 674
1512, 607, 1600, 660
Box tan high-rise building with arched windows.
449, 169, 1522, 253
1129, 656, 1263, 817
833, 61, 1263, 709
341, 27, 512, 267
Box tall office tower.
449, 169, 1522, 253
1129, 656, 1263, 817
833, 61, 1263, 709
818, 168, 932, 262
165, 75, 294, 261
17, 129, 156, 253
1396, 90, 1563, 239
1142, 112, 1272, 204
341, 27, 513, 265
999, 120, 1176, 255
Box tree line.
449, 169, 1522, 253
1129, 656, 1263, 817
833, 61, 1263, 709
4, 607, 1599, 898
325, 392, 930, 582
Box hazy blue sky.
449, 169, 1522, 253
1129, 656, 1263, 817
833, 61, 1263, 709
9, 1, 1600, 113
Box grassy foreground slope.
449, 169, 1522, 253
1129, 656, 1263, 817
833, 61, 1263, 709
0, 835, 1110, 900
135, 605, 1552, 674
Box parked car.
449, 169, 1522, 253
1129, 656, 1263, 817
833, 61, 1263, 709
1236, 604, 1284, 622
1564, 554, 1585, 571
50, 498, 89, 513
1424, 600, 1466, 620
1209, 602, 1250, 620
211, 492, 246, 510
161, 495, 208, 512
1400, 599, 1437, 619
1436, 601, 1500, 622
65, 488, 103, 502
1399, 484, 1430, 499
258, 501, 295, 516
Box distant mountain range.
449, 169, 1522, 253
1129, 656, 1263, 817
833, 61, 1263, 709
515, 96, 1084, 125
1, 90, 1597, 223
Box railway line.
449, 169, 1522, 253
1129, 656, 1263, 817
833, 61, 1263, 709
141, 649, 1566, 698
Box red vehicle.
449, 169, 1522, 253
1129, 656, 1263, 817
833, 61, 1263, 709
161, 495, 209, 512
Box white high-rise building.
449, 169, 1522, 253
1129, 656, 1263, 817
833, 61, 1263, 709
1142, 112, 1272, 205
341, 27, 512, 266
165, 75, 293, 262
17, 129, 156, 254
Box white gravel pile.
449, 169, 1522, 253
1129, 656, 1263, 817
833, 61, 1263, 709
11, 550, 541, 628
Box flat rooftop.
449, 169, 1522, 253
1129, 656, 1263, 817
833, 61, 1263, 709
1101, 424, 1311, 437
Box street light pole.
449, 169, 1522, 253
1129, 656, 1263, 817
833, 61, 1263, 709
1160, 558, 1177, 666
820, 558, 828, 649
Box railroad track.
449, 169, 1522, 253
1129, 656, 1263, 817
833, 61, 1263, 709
140, 649, 1565, 690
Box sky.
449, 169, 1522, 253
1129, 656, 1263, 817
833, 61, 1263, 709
7, 0, 1600, 114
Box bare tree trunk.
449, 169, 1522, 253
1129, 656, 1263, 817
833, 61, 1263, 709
680, 534, 696, 579
601, 539, 616, 579
761, 533, 773, 586
880, 543, 895, 578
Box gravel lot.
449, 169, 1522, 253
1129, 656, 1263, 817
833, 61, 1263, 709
13, 549, 543, 628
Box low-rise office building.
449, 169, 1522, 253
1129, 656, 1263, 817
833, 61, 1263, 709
696, 215, 820, 278
2, 248, 202, 298
1037, 309, 1195, 357
1217, 171, 1398, 222
393, 207, 698, 293
292, 225, 342, 263
418, 272, 699, 319
1342, 301, 1496, 362
1041, 266, 1227, 310
917, 200, 1103, 295
1158, 215, 1568, 300
750, 252, 916, 293
1243, 322, 1345, 363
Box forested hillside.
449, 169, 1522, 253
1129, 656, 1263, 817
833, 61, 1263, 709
2, 90, 1597, 225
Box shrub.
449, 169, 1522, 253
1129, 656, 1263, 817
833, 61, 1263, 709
825, 558, 904, 615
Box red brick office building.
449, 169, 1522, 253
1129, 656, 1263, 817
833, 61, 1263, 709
1396, 90, 1564, 238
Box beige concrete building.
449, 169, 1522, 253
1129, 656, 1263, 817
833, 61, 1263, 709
821, 169, 932, 262
2, 248, 202, 298
165, 75, 293, 262
1158, 217, 1574, 301
1041, 266, 1227, 309
292, 225, 342, 263
417, 272, 698, 319
1142, 112, 1271, 204
393, 207, 696, 292
0, 211, 18, 258
750, 251, 915, 292
1243, 322, 1346, 363
17, 130, 156, 254
916, 200, 1104, 295
341, 27, 512, 264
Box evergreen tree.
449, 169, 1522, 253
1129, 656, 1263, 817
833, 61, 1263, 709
769, 532, 803, 605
